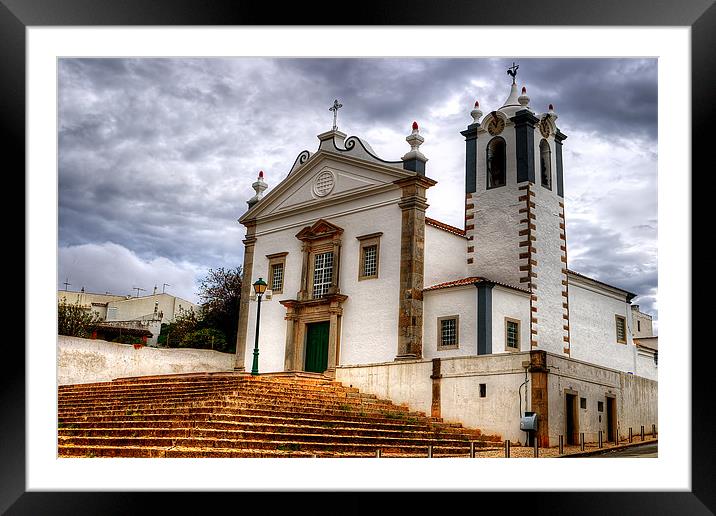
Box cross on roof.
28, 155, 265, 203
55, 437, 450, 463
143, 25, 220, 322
329, 99, 343, 131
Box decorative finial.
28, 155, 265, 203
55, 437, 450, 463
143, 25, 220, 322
404, 121, 425, 155
507, 62, 519, 84
518, 85, 530, 107
329, 99, 343, 131
548, 103, 557, 120
247, 170, 268, 209
470, 100, 483, 124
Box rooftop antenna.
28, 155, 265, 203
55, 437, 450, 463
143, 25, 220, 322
132, 287, 146, 298
63, 278, 71, 291
162, 283, 171, 294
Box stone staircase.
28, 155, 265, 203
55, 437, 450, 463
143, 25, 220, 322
58, 372, 500, 458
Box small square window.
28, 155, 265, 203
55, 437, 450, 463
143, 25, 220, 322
479, 384, 486, 398
597, 401, 604, 412
437, 316, 459, 350
580, 397, 587, 409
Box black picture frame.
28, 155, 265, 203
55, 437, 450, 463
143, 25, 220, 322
6, 0, 711, 514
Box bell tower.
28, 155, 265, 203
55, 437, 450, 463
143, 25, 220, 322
462, 64, 570, 356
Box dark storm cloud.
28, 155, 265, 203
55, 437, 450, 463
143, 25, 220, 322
58, 57, 657, 319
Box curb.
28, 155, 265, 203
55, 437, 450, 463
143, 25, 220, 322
560, 439, 658, 458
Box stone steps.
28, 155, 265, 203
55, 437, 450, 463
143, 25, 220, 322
58, 421, 479, 440
57, 373, 498, 458
58, 412, 477, 435
57, 435, 475, 455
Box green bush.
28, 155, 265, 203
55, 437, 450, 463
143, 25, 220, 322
58, 300, 101, 338
111, 334, 143, 345
179, 328, 228, 352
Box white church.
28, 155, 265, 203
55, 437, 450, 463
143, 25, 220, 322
233, 67, 658, 446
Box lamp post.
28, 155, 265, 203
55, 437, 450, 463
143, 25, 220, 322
251, 277, 268, 376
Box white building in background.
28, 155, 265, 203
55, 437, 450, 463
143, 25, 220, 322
58, 289, 198, 346
233, 67, 658, 446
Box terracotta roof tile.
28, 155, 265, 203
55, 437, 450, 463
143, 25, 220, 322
425, 217, 466, 237
424, 276, 530, 294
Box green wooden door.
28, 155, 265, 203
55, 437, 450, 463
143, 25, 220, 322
305, 321, 330, 373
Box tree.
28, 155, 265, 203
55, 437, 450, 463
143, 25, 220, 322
58, 300, 101, 338
160, 307, 200, 348
197, 266, 242, 353
179, 328, 228, 352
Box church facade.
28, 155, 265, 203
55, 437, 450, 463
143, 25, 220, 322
233, 70, 657, 445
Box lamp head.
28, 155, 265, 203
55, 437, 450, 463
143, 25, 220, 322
253, 277, 268, 296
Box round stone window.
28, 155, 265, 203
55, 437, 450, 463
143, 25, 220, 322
313, 170, 335, 197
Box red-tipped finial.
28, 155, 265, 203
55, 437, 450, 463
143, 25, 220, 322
258, 170, 264, 179
412, 121, 419, 131
548, 103, 554, 111
521, 86, 527, 94
474, 100, 479, 108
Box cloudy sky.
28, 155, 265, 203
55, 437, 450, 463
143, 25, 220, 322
58, 57, 657, 325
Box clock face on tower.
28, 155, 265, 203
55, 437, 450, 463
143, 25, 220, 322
487, 113, 505, 136
539, 118, 551, 138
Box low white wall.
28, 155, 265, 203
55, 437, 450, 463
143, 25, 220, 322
546, 353, 658, 445
57, 336, 235, 385
337, 351, 657, 446
335, 359, 433, 416
439, 354, 530, 442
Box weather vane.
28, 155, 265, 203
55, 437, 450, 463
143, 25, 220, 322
507, 62, 519, 84
329, 99, 343, 131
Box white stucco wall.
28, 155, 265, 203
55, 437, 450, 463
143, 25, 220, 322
545, 354, 657, 446
631, 307, 654, 337
567, 277, 637, 373
531, 182, 566, 355
635, 348, 658, 381
107, 293, 198, 324
423, 286, 477, 359
57, 336, 234, 385
491, 286, 531, 353
439, 353, 531, 442
336, 351, 657, 447
244, 191, 404, 372
424, 225, 467, 286
335, 359, 433, 416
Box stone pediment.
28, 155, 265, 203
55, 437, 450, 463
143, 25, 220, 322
240, 151, 414, 223
295, 219, 344, 241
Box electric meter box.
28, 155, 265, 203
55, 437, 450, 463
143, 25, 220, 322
520, 413, 538, 431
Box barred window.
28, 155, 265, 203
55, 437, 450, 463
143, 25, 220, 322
505, 318, 520, 349
312, 251, 333, 299
362, 245, 377, 278
615, 315, 627, 343
266, 252, 288, 295
271, 263, 284, 292
438, 316, 459, 349
357, 232, 382, 280
441, 319, 457, 346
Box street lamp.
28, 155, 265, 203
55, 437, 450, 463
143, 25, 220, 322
251, 277, 268, 376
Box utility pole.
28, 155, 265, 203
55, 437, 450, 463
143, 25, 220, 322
63, 278, 71, 291
132, 287, 146, 298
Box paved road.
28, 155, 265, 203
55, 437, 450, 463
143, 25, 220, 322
591, 441, 658, 458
